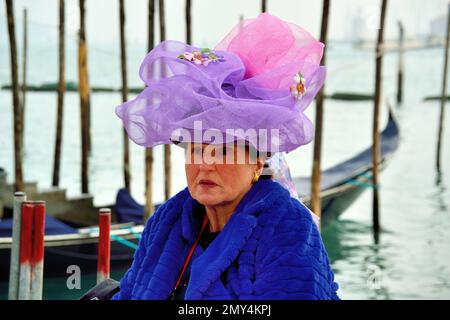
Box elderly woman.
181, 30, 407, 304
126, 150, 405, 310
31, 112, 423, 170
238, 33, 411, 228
113, 13, 339, 300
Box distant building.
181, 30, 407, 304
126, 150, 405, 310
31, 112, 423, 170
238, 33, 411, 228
350, 9, 366, 44
430, 15, 446, 39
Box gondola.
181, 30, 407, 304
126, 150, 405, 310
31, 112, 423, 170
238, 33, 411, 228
295, 107, 400, 226
0, 107, 399, 280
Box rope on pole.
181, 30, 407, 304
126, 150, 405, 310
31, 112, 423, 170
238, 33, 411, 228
111, 234, 139, 250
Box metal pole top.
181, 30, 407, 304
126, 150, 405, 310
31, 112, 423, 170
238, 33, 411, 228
23, 200, 46, 205
99, 208, 111, 215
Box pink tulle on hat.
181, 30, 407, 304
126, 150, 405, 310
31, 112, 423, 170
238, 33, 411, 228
215, 13, 324, 81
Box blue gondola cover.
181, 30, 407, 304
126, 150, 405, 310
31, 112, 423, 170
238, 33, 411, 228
0, 214, 77, 237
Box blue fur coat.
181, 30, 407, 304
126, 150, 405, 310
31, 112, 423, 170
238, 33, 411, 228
112, 179, 339, 300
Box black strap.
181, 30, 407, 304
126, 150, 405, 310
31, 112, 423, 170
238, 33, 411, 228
80, 278, 120, 300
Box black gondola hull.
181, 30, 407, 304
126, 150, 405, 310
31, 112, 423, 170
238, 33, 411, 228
0, 238, 137, 280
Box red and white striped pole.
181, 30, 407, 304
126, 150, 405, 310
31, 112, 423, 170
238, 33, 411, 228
30, 201, 45, 300
17, 200, 46, 300
97, 208, 111, 284
8, 191, 26, 300
18, 202, 33, 300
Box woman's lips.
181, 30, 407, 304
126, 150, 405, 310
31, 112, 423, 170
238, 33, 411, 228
198, 179, 218, 188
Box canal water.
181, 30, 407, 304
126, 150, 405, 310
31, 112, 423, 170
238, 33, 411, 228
1, 34, 450, 298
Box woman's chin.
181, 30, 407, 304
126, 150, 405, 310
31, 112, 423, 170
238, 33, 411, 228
194, 192, 222, 207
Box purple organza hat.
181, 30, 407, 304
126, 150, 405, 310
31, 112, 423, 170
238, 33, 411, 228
116, 13, 326, 153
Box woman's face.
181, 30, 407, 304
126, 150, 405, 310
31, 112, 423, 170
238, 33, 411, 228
185, 143, 263, 208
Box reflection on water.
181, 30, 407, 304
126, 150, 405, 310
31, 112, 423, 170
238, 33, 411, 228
322, 219, 393, 300
434, 172, 448, 213
322, 169, 450, 300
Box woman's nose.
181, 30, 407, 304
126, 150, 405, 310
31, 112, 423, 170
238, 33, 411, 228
198, 159, 216, 171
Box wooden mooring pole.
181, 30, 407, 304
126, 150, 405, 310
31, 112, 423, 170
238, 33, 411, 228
5, 0, 24, 192
372, 0, 388, 233
261, 0, 267, 13
144, 0, 155, 222
311, 0, 330, 231
119, 0, 131, 191
436, 3, 450, 173
20, 8, 27, 148
397, 21, 404, 105
52, 0, 66, 187
78, 0, 90, 194
159, 0, 171, 201
185, 0, 191, 44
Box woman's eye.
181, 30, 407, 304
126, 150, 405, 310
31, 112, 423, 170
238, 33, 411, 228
223, 147, 233, 155
192, 147, 202, 156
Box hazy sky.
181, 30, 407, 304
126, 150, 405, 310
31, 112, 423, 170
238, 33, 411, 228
0, 0, 448, 48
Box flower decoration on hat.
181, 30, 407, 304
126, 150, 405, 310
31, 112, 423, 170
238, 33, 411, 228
178, 48, 225, 66
290, 72, 306, 100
